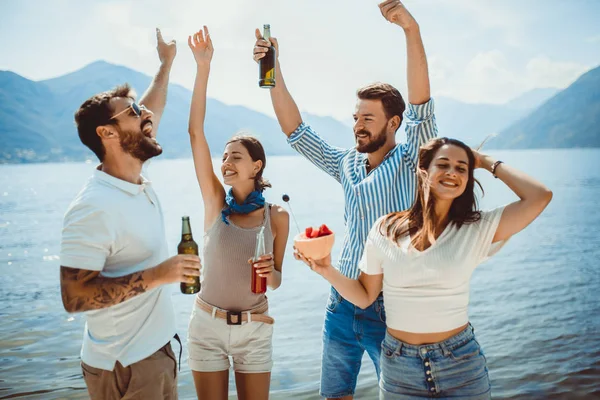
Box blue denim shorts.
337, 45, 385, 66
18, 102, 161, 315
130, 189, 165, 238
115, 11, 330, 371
379, 324, 491, 399
321, 287, 387, 398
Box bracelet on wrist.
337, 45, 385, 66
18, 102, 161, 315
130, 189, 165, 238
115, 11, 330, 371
491, 160, 504, 178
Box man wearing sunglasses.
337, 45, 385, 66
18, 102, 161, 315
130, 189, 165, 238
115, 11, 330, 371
59, 29, 200, 400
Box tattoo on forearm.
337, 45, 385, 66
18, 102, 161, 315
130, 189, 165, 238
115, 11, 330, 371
60, 267, 149, 312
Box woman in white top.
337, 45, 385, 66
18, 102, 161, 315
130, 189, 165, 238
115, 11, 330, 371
296, 137, 552, 399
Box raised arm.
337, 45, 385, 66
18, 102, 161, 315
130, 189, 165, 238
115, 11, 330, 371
60, 255, 200, 313
379, 0, 430, 104
187, 26, 226, 230
474, 150, 553, 243
379, 1, 437, 170
253, 29, 302, 136
253, 31, 349, 182
139, 28, 177, 132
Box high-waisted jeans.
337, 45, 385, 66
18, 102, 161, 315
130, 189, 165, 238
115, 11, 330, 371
379, 324, 491, 399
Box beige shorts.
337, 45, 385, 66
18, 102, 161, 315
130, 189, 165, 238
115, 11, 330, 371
187, 301, 273, 373
81, 343, 177, 400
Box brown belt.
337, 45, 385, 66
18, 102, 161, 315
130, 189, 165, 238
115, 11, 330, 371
195, 297, 274, 325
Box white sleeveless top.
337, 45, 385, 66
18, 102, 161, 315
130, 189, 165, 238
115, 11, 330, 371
359, 207, 507, 333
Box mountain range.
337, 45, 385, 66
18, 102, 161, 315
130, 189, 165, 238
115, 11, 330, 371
1, 61, 598, 163
488, 68, 600, 149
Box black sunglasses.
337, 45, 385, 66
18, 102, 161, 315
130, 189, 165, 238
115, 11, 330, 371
110, 102, 147, 120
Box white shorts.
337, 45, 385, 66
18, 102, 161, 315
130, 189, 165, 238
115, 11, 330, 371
187, 301, 274, 373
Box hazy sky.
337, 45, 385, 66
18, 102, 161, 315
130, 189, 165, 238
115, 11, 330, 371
1, 0, 599, 120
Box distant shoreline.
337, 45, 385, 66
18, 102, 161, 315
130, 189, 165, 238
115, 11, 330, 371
1, 147, 599, 166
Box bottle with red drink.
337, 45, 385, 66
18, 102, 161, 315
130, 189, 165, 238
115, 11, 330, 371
252, 226, 267, 294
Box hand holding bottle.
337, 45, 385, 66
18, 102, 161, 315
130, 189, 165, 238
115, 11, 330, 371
249, 254, 275, 278
253, 28, 278, 63
153, 254, 201, 286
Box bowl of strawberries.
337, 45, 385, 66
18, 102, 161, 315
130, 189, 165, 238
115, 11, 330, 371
293, 224, 335, 260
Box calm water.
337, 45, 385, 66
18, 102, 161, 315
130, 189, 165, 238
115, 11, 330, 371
0, 150, 599, 399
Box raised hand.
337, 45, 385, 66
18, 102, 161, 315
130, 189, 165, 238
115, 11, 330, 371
188, 26, 214, 66
378, 0, 417, 30
156, 28, 177, 66
253, 28, 278, 63
471, 148, 486, 170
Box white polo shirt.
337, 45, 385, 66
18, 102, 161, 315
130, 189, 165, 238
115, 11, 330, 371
60, 168, 176, 370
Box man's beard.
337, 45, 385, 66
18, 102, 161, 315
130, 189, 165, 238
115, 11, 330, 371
355, 126, 387, 153
118, 128, 162, 162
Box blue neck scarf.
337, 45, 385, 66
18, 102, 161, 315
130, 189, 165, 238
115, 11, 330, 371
221, 189, 265, 225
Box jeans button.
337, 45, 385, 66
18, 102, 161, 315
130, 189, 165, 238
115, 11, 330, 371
426, 370, 431, 375
427, 378, 432, 382
430, 388, 435, 392
420, 348, 427, 355
424, 361, 430, 366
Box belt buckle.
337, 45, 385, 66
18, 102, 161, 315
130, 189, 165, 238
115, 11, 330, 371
226, 311, 242, 325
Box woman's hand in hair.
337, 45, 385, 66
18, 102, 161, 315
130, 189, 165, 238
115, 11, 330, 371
472, 149, 502, 174
471, 148, 485, 170
188, 26, 213, 67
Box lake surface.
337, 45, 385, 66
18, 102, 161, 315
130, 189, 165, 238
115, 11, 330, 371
0, 150, 599, 399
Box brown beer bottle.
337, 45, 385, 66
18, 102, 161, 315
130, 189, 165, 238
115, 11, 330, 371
259, 24, 276, 88
178, 216, 200, 294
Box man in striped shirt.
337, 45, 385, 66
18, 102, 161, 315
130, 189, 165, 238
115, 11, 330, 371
254, 1, 437, 398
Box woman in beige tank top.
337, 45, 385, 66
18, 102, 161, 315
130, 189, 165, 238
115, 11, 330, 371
186, 27, 290, 400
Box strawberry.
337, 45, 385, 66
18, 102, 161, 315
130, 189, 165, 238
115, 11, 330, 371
317, 224, 326, 237
304, 225, 333, 239
318, 224, 333, 237
305, 226, 313, 238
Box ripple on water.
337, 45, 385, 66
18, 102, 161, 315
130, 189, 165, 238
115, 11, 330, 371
1, 153, 599, 399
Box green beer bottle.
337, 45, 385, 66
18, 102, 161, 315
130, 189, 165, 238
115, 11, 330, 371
178, 216, 200, 294
259, 24, 276, 88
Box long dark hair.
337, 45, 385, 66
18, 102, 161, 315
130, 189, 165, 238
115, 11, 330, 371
381, 137, 483, 250
226, 135, 272, 192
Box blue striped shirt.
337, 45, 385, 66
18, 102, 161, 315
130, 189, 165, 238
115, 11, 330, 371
288, 98, 438, 279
